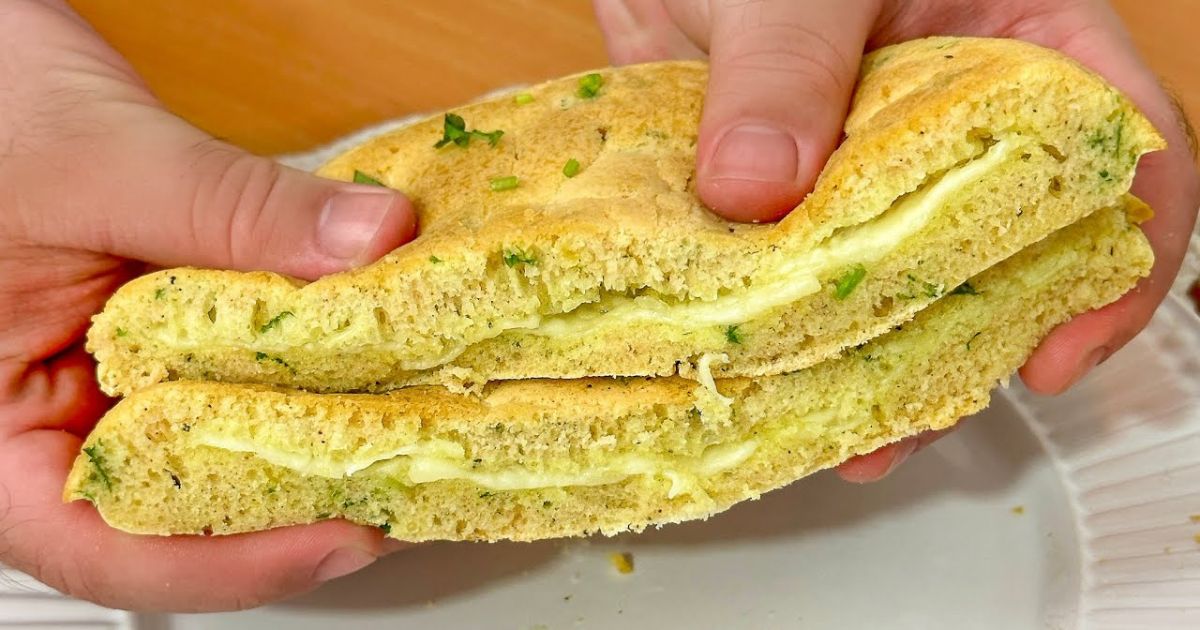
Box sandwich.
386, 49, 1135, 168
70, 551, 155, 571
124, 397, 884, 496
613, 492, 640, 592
87, 37, 1159, 395
66, 37, 1161, 541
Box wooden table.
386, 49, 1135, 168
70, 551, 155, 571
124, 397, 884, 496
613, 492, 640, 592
68, 0, 1199, 157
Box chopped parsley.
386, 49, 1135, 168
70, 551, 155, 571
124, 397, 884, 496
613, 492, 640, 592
254, 351, 291, 370
434, 113, 503, 148
83, 442, 112, 490
724, 324, 745, 345
502, 248, 537, 267
577, 73, 604, 99
490, 175, 520, 191
259, 311, 294, 333
514, 92, 534, 105
563, 158, 581, 178
833, 264, 867, 300
429, 255, 442, 264
950, 281, 980, 296
154, 287, 166, 300
353, 170, 386, 186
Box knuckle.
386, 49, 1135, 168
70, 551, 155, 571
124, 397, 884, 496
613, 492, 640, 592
186, 142, 283, 268
718, 22, 854, 103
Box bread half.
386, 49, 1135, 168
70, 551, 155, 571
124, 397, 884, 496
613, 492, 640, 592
86, 37, 1162, 395
66, 201, 1153, 541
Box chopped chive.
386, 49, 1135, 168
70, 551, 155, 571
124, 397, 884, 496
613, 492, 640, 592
578, 73, 604, 99
490, 175, 520, 191
259, 311, 294, 334
833, 264, 867, 300
724, 324, 745, 345
353, 170, 385, 186
563, 158, 581, 178
83, 442, 112, 490
502, 248, 537, 267
435, 112, 504, 148
514, 92, 534, 105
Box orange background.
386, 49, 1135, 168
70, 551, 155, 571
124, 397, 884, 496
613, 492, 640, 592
68, 0, 1199, 156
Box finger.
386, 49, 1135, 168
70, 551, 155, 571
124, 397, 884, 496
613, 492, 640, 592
696, 0, 881, 222
0, 430, 397, 612
835, 437, 917, 483
593, 0, 705, 64
1005, 4, 1200, 392
15, 108, 417, 281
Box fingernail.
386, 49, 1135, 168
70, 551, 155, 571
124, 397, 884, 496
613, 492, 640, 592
314, 547, 377, 583
1065, 346, 1110, 390
316, 189, 397, 263
708, 124, 799, 183
883, 438, 919, 477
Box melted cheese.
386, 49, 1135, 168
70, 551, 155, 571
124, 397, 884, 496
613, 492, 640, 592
198, 428, 759, 499
532, 139, 1016, 337
194, 432, 465, 478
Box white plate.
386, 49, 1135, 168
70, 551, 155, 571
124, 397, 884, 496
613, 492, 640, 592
6, 294, 1193, 629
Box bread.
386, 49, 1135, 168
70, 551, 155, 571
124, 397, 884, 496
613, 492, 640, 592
64, 201, 1153, 541
86, 37, 1163, 396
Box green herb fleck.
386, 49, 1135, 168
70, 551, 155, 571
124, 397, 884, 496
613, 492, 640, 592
259, 311, 294, 333
379, 522, 392, 534
724, 324, 745, 345
563, 158, 581, 178
429, 255, 442, 264
115, 327, 128, 337
83, 442, 112, 490
901, 274, 942, 299
577, 73, 604, 99
154, 288, 166, 300
254, 351, 291, 370
514, 92, 534, 105
502, 248, 537, 267
543, 500, 553, 508
353, 170, 385, 186
950, 281, 980, 296
967, 331, 983, 350
315, 512, 331, 520
833, 264, 867, 300
1099, 169, 1113, 181
490, 175, 520, 191
479, 491, 496, 498
434, 113, 504, 148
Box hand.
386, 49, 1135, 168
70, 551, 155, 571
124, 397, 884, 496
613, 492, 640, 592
0, 0, 415, 611
595, 0, 1200, 481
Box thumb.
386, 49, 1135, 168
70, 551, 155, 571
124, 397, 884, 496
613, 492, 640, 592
26, 109, 417, 281
695, 0, 879, 222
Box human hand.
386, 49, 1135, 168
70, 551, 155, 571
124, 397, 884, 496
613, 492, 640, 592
594, 0, 1200, 481
0, 0, 415, 611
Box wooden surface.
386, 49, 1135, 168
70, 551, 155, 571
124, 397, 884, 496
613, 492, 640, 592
68, 0, 1198, 156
